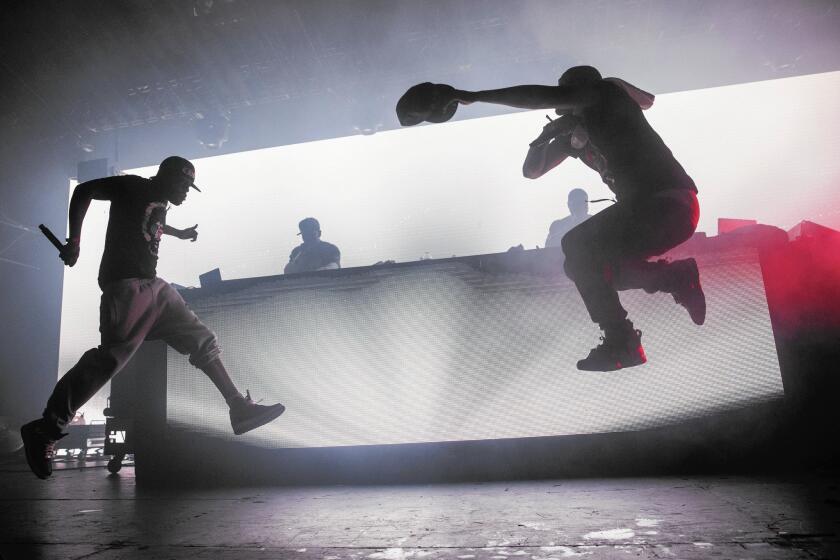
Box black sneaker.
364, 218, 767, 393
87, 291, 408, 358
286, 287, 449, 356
20, 419, 65, 479
577, 328, 647, 372
229, 390, 285, 435
671, 258, 706, 325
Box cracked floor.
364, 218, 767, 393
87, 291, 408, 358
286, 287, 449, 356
1, 461, 839, 559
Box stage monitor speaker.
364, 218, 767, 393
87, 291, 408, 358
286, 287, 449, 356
787, 220, 840, 243
199, 268, 222, 288
718, 218, 757, 235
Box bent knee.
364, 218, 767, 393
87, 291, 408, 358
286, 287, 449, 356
188, 334, 222, 370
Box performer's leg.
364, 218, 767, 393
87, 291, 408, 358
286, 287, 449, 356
561, 191, 700, 370
561, 202, 634, 332
22, 279, 158, 478
562, 206, 645, 371
614, 257, 705, 325
42, 349, 120, 438
150, 279, 285, 434
610, 192, 704, 324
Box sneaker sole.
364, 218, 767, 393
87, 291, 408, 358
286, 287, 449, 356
232, 404, 286, 436
577, 343, 647, 372
577, 355, 647, 372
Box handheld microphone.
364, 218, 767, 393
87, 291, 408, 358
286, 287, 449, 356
38, 224, 64, 252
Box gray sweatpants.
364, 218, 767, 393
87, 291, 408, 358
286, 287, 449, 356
44, 277, 220, 434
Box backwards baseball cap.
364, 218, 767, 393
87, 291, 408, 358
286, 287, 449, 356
559, 65, 602, 87
297, 217, 320, 235
559, 66, 654, 111
158, 156, 201, 192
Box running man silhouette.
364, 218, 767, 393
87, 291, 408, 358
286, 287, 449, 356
21, 156, 286, 479
409, 66, 706, 371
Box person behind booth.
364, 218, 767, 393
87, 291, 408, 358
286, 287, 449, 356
284, 217, 341, 274
545, 188, 592, 250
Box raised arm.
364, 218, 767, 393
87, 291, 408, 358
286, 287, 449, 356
454, 84, 598, 112
523, 140, 571, 180
522, 115, 578, 179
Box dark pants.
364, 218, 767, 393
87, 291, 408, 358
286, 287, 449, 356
561, 188, 700, 331
43, 277, 221, 435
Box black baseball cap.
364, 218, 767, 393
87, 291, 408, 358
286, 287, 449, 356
396, 82, 458, 126
158, 156, 201, 192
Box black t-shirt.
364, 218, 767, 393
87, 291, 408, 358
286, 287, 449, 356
567, 81, 696, 201
286, 240, 341, 273
96, 175, 169, 288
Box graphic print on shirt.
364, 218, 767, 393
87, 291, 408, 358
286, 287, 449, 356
140, 202, 168, 257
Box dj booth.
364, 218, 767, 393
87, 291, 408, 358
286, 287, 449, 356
111, 241, 798, 485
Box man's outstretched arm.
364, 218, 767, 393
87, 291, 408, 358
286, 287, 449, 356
163, 224, 199, 242
453, 85, 598, 112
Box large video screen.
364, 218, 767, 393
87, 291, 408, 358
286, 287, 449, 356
167, 249, 781, 448
59, 71, 840, 425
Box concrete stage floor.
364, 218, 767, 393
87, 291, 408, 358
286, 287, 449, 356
1, 461, 839, 559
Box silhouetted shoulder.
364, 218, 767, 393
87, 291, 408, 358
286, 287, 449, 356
549, 216, 574, 233
596, 80, 635, 104
321, 241, 340, 259
77, 174, 149, 201
98, 175, 148, 189
117, 175, 153, 197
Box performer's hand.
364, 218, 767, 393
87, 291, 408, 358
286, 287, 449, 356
530, 115, 577, 148
60, 239, 80, 267
452, 89, 476, 105
542, 114, 577, 135
181, 224, 199, 242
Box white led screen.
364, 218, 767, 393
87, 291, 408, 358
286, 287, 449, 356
167, 249, 781, 447
58, 71, 840, 424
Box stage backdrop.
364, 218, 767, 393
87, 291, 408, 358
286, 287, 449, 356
58, 70, 840, 424
166, 249, 781, 448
